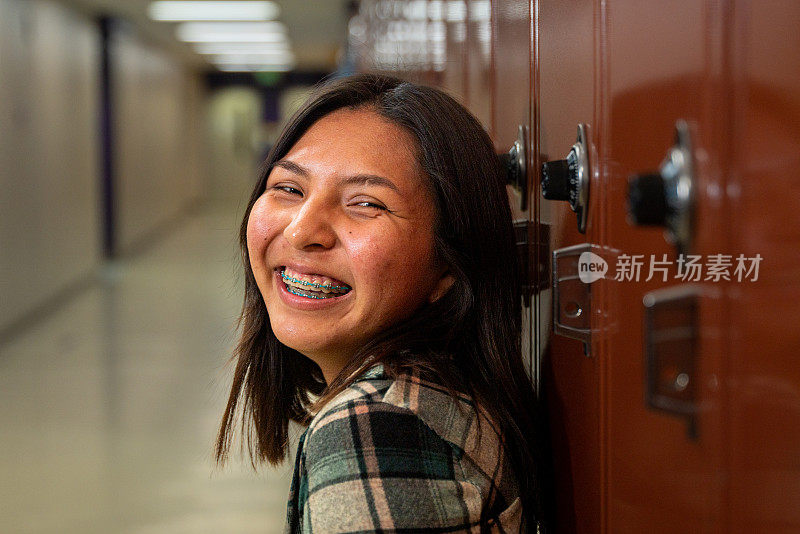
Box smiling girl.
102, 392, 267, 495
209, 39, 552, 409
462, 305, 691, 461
216, 74, 547, 533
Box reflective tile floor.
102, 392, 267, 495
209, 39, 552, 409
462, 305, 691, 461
0, 202, 301, 534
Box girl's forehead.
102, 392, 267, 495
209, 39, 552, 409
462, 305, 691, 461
301, 108, 416, 151
280, 109, 428, 190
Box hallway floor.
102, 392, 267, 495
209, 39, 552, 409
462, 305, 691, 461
0, 202, 298, 534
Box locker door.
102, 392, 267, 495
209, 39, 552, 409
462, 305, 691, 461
537, 0, 733, 531
598, 2, 800, 531
491, 0, 533, 373
727, 2, 800, 531
534, 1, 601, 532
440, 0, 468, 102
466, 0, 492, 129
599, 1, 726, 532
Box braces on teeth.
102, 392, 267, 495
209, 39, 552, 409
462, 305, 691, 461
281, 270, 350, 293
285, 286, 340, 299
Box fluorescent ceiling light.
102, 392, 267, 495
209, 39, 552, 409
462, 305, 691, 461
193, 41, 290, 54
176, 21, 287, 42
211, 53, 295, 67
209, 51, 296, 63
216, 64, 293, 72
148, 1, 280, 21
212, 53, 295, 65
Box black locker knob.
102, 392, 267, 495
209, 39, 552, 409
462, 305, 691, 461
542, 149, 583, 212
499, 126, 529, 212
541, 159, 572, 202
627, 172, 669, 226
540, 124, 591, 234
625, 120, 696, 256
500, 148, 522, 191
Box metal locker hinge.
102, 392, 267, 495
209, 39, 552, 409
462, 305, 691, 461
514, 220, 550, 306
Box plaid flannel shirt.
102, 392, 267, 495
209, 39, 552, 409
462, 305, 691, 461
285, 362, 522, 533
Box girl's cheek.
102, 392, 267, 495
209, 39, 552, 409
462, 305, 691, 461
247, 199, 279, 247
347, 233, 410, 290
345, 232, 384, 267
245, 219, 262, 257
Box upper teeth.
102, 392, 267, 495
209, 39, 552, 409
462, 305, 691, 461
281, 267, 350, 294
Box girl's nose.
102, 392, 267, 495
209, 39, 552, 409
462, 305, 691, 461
283, 201, 337, 250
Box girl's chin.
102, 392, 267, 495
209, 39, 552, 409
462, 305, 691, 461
272, 330, 347, 355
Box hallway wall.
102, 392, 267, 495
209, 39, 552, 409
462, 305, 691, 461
207, 87, 263, 205
0, 0, 209, 336
113, 25, 207, 253
0, 0, 100, 332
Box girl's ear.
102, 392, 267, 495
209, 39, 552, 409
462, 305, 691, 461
428, 271, 455, 303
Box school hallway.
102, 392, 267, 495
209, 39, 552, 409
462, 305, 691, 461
3, 0, 800, 531
0, 201, 298, 534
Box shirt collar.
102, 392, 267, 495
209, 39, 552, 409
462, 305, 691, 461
352, 361, 386, 382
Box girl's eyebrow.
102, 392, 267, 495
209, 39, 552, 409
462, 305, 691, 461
273, 159, 400, 193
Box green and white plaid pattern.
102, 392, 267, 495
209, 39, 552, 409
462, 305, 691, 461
285, 363, 522, 533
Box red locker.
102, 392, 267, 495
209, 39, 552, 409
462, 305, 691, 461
533, 1, 800, 531
359, 0, 800, 531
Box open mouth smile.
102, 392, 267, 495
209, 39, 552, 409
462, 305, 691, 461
279, 267, 351, 300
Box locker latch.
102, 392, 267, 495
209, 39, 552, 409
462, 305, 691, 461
552, 243, 596, 355
643, 284, 700, 439
515, 219, 550, 306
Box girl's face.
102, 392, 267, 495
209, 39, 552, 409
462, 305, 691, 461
246, 108, 453, 381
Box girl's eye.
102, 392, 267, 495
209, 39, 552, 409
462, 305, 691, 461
355, 201, 388, 211
268, 187, 389, 212
270, 185, 302, 195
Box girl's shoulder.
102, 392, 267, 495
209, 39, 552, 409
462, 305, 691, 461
304, 361, 519, 501
308, 363, 500, 453
305, 361, 484, 449
296, 362, 522, 531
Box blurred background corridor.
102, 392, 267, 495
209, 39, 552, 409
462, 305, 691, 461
0, 202, 295, 533
0, 0, 360, 532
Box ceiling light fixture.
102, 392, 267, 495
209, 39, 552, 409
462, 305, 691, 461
148, 1, 280, 22
212, 52, 295, 65
192, 41, 290, 55
176, 21, 287, 42
216, 64, 294, 72
211, 54, 297, 68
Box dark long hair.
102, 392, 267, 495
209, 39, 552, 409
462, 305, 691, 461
216, 73, 546, 532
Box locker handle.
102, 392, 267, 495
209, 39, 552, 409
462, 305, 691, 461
643, 285, 700, 440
